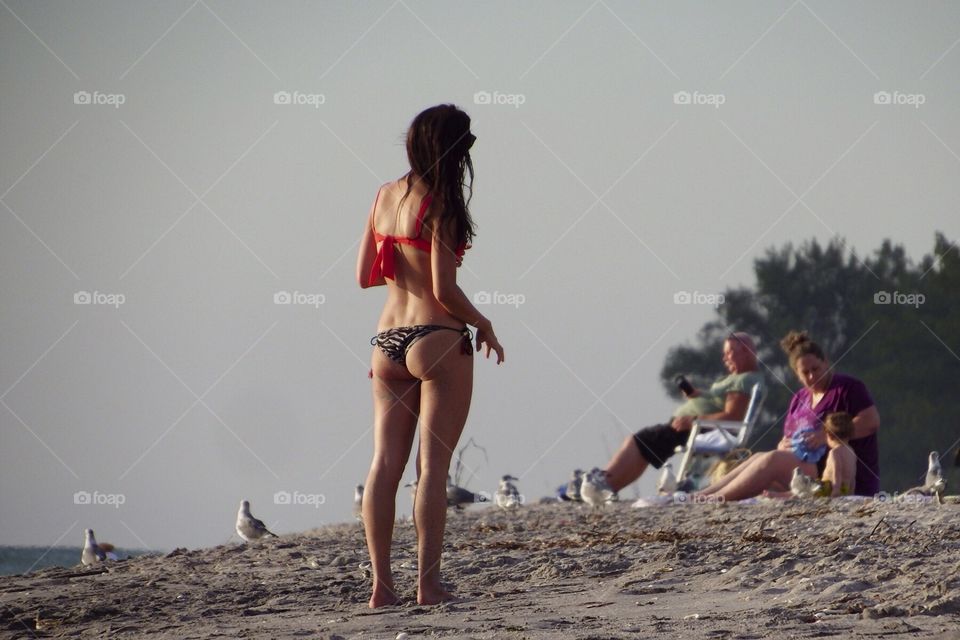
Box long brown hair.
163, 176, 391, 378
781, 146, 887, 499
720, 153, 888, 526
400, 104, 476, 248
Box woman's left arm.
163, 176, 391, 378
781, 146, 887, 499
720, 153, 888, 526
851, 405, 880, 440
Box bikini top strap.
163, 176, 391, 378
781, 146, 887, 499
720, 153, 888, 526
413, 195, 432, 239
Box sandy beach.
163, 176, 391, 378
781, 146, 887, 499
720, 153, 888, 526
2, 498, 958, 639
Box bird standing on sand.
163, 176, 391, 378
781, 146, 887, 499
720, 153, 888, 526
924, 451, 947, 498
353, 485, 364, 521
81, 528, 107, 566
446, 475, 486, 509
657, 463, 678, 495
789, 468, 818, 499
926, 452, 944, 489
495, 475, 521, 509
565, 469, 584, 502
236, 500, 277, 542
404, 479, 418, 503
581, 468, 618, 507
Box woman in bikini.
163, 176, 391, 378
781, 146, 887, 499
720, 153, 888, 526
356, 104, 504, 608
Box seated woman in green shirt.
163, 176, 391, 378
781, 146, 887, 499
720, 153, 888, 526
603, 332, 762, 492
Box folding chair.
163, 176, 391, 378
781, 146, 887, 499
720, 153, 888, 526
674, 382, 766, 490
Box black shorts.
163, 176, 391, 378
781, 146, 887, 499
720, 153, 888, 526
632, 420, 687, 468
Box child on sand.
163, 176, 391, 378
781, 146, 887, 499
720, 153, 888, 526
762, 412, 856, 499
821, 412, 856, 496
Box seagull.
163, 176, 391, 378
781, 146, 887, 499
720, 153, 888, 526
404, 479, 418, 503
353, 485, 364, 521
581, 468, 617, 507
236, 500, 277, 542
446, 475, 486, 509
81, 528, 107, 566
926, 451, 943, 490
565, 469, 584, 502
921, 451, 947, 501
789, 468, 817, 499
495, 475, 521, 509
657, 463, 678, 495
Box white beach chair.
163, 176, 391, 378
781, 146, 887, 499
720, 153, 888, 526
674, 382, 767, 490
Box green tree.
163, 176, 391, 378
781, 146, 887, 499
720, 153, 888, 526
660, 233, 959, 492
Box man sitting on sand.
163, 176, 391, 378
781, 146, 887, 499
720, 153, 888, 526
603, 332, 763, 492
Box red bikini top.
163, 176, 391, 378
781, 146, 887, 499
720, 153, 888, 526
368, 190, 468, 286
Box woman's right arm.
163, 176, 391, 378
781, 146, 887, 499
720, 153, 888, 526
357, 190, 385, 288
430, 222, 504, 363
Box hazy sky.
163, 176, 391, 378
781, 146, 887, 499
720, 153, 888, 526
2, 1, 958, 552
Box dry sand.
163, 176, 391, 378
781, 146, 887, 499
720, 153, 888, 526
2, 498, 959, 639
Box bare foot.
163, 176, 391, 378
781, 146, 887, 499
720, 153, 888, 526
369, 585, 401, 608
417, 585, 456, 605
762, 489, 792, 499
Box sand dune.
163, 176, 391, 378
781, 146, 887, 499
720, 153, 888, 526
2, 499, 959, 638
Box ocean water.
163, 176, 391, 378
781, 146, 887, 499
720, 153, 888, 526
0, 546, 156, 576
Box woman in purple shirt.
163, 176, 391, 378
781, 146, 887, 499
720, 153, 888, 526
699, 331, 880, 500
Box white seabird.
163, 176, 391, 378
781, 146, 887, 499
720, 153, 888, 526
789, 468, 817, 499
926, 451, 944, 491
353, 485, 364, 521
565, 469, 584, 502
446, 475, 486, 509
494, 475, 521, 509
657, 462, 678, 495
581, 467, 617, 507
236, 499, 277, 542
81, 528, 107, 566
404, 479, 418, 504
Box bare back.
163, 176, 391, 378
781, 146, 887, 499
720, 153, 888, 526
822, 444, 857, 496
371, 179, 462, 331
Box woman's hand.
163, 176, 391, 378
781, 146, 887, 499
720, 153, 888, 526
474, 319, 504, 364
803, 429, 827, 449
777, 436, 793, 451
